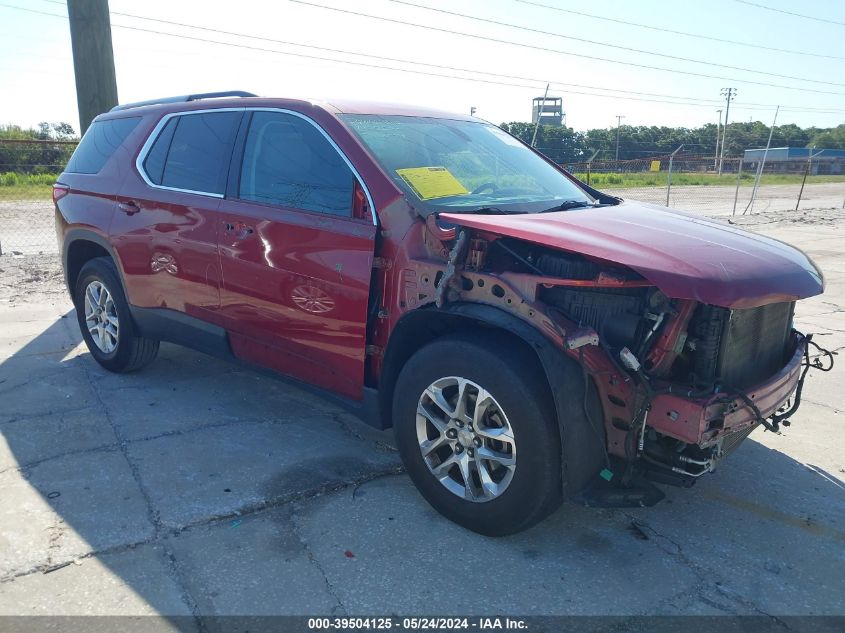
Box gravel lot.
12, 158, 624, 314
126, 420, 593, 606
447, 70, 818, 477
0, 205, 842, 626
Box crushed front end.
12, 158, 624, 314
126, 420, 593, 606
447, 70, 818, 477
409, 213, 832, 504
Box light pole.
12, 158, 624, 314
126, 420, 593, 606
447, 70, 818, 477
615, 115, 625, 161
714, 109, 723, 170
718, 88, 736, 176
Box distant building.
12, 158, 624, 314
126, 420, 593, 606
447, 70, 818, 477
532, 97, 564, 127
743, 147, 845, 174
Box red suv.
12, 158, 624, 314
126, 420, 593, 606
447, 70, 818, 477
55, 91, 826, 535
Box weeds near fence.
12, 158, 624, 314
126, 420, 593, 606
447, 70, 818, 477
572, 172, 845, 188
0, 172, 60, 200
0, 140, 843, 254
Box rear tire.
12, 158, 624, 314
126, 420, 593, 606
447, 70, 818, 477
74, 257, 159, 373
393, 332, 561, 536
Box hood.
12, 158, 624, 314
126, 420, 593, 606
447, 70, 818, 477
439, 201, 823, 309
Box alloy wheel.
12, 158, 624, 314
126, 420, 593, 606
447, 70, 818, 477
416, 376, 516, 502
83, 280, 119, 354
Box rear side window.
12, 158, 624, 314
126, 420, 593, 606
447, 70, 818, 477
238, 111, 354, 216
141, 111, 241, 195
65, 117, 141, 174
142, 117, 177, 185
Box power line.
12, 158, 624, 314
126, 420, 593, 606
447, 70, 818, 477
55, 1, 750, 107
735, 0, 845, 27
387, 0, 844, 87
5, 1, 845, 115
13, 1, 841, 114
516, 0, 845, 61
34, 0, 842, 113
289, 0, 845, 96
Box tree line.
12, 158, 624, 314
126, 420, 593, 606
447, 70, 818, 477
499, 120, 845, 164
0, 123, 77, 174
2, 119, 845, 172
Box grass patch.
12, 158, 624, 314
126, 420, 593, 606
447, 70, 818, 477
574, 172, 845, 188
0, 172, 60, 200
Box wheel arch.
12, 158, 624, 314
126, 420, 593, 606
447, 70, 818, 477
379, 302, 606, 497
63, 229, 124, 300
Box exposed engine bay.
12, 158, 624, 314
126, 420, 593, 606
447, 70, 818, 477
419, 227, 835, 500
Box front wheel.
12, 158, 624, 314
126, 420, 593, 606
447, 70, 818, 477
393, 333, 561, 536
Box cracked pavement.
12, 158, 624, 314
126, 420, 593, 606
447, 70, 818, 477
0, 209, 843, 625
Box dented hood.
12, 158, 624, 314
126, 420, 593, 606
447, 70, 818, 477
439, 201, 823, 309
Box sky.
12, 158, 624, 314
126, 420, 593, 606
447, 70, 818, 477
1, 0, 844, 136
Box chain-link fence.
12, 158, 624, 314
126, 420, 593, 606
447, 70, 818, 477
0, 138, 77, 255
1, 139, 844, 255
565, 153, 845, 218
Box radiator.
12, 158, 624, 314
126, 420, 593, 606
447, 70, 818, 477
690, 301, 794, 391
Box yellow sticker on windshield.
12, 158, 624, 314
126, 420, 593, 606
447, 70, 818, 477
396, 166, 469, 201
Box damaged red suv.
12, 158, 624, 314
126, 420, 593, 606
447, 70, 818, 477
55, 92, 828, 535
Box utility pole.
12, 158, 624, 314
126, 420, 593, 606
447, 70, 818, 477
714, 109, 723, 170
67, 0, 118, 134
615, 115, 625, 161
470, 107, 477, 117
718, 87, 736, 176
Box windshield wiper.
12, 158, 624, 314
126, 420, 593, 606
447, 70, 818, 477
437, 206, 513, 216
540, 200, 599, 213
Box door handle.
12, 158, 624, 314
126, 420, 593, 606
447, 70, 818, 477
118, 201, 140, 216
224, 221, 254, 239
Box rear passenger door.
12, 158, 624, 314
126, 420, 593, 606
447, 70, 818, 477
217, 110, 377, 400
113, 110, 242, 319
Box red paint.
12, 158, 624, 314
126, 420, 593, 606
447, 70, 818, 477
216, 197, 376, 399
55, 96, 822, 459
440, 202, 823, 309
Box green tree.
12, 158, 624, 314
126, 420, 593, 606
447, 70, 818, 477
807, 125, 845, 149
0, 123, 78, 174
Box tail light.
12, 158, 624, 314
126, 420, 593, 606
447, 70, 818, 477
352, 179, 369, 220
52, 183, 70, 204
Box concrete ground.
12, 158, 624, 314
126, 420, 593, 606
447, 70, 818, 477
603, 181, 845, 217
0, 207, 843, 625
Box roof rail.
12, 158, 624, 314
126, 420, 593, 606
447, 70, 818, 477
110, 91, 257, 112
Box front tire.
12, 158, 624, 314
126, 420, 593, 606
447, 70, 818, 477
74, 257, 159, 373
393, 333, 561, 536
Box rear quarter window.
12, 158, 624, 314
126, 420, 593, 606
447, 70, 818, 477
151, 111, 241, 195
142, 117, 177, 185
65, 117, 141, 174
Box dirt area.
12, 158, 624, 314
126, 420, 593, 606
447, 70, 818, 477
0, 253, 65, 305
0, 204, 842, 622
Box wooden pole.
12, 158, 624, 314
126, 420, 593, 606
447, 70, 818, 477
67, 0, 118, 134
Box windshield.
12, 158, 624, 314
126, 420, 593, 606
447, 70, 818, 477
339, 114, 593, 214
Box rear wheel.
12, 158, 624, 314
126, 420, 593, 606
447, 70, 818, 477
393, 333, 561, 536
74, 257, 159, 373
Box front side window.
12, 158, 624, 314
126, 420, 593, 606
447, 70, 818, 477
142, 111, 241, 195
340, 114, 592, 215
238, 111, 354, 216
65, 116, 140, 174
